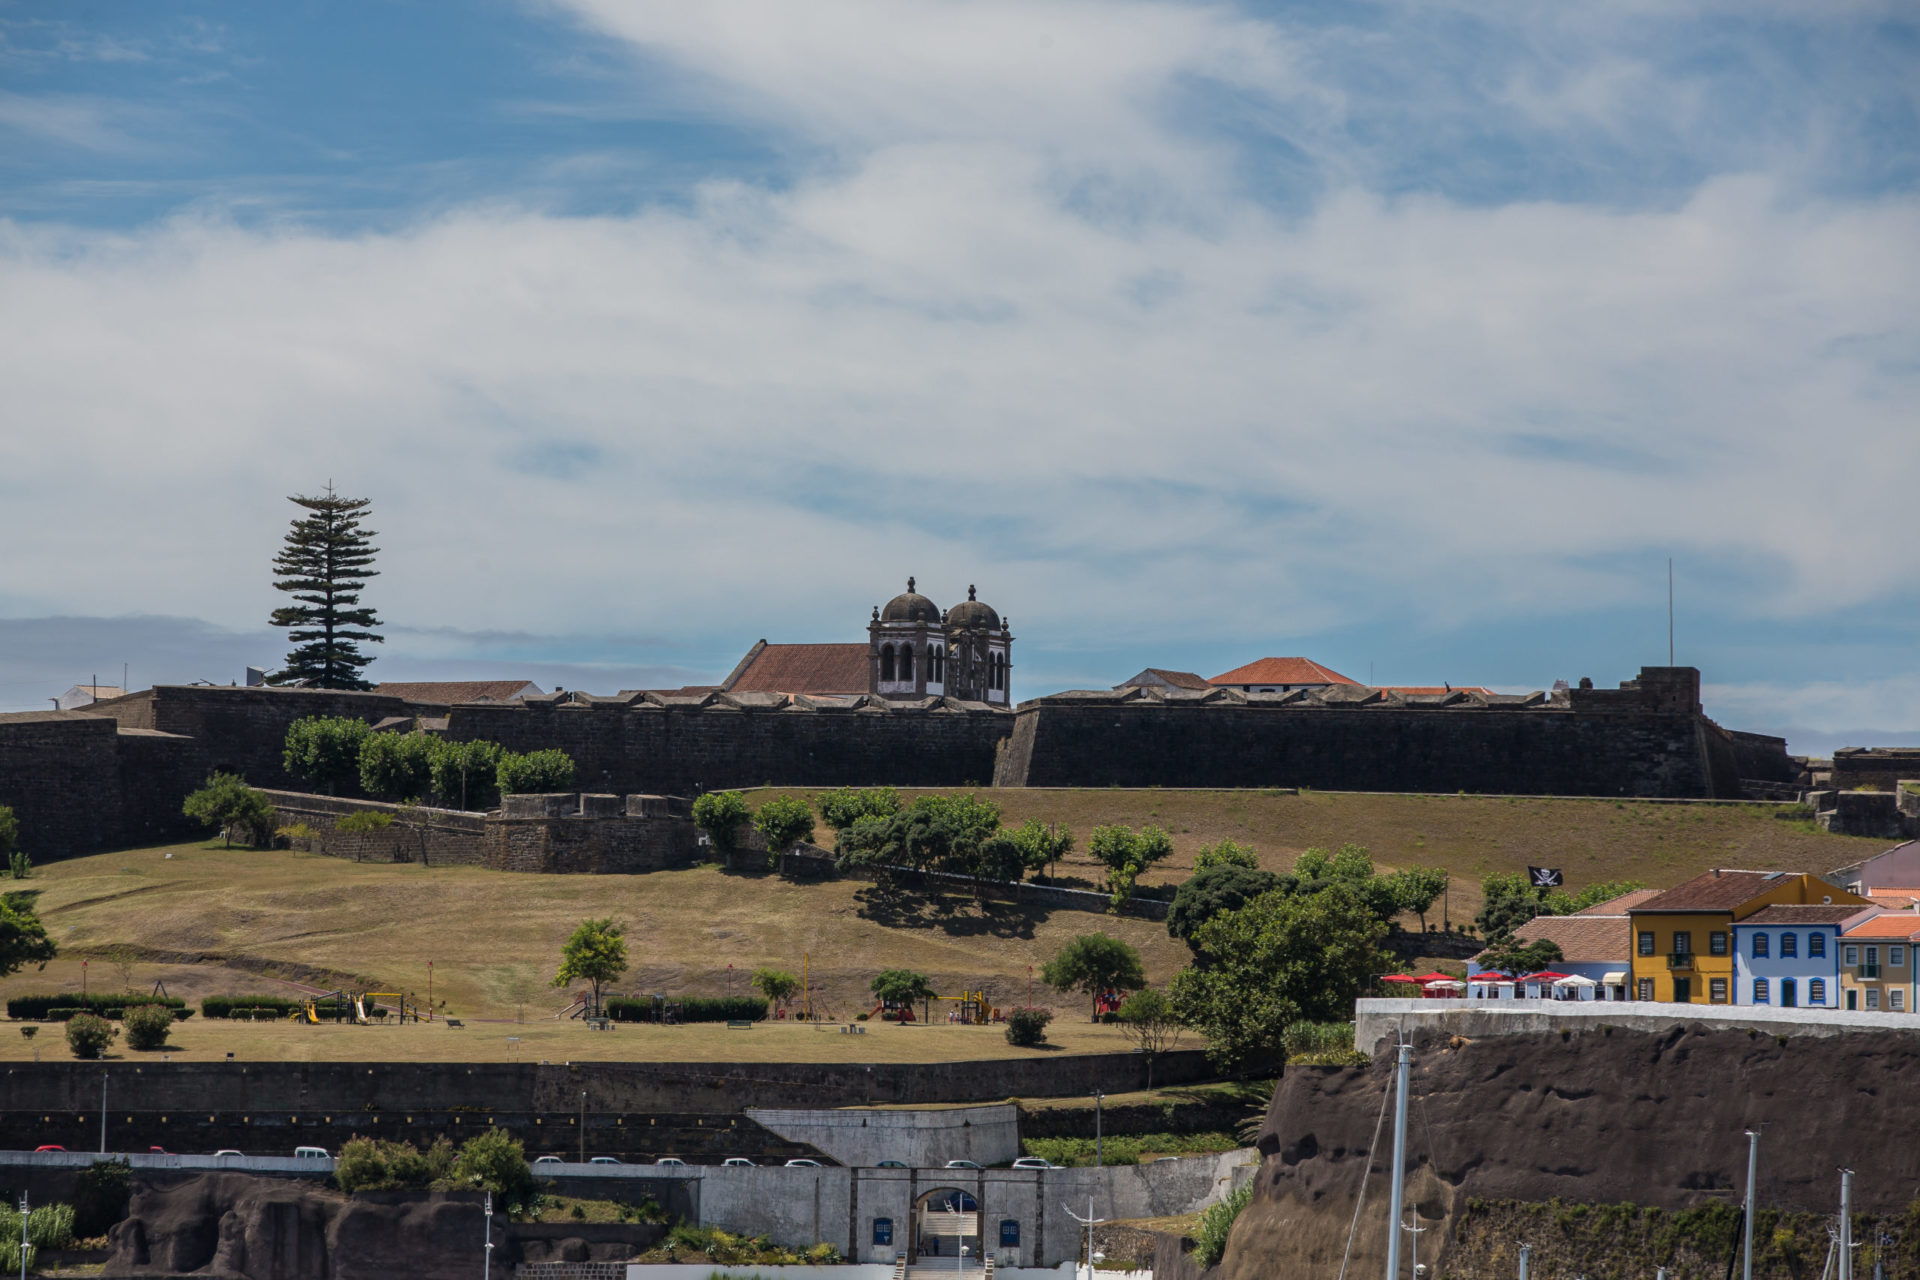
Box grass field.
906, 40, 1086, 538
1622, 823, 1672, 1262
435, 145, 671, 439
742, 786, 1881, 922
0, 788, 1877, 1064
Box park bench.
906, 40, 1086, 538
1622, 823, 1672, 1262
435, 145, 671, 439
444, 1018, 464, 1029
587, 1016, 614, 1031
726, 1020, 753, 1030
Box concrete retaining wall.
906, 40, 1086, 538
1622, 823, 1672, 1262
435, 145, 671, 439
746, 1104, 1020, 1169
1354, 997, 1920, 1054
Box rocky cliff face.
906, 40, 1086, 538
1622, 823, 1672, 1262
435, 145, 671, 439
1218, 1026, 1920, 1280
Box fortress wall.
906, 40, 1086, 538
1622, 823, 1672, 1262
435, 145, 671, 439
135, 686, 419, 789
444, 701, 1013, 796
994, 701, 1725, 797
0, 713, 127, 857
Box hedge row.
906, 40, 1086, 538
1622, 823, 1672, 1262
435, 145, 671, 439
41, 1007, 195, 1023
201, 996, 304, 1019
7, 994, 185, 1020
604, 996, 768, 1024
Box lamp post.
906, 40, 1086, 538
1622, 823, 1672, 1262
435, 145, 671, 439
1742, 1131, 1759, 1280
483, 1191, 494, 1280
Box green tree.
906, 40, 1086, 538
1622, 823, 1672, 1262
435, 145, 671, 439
358, 732, 436, 802
817, 787, 902, 848
752, 967, 801, 1012
283, 716, 374, 794
1088, 824, 1174, 908
1542, 880, 1646, 916
267, 487, 384, 689
1167, 865, 1286, 947
1475, 872, 1541, 938
65, 1013, 117, 1060
1171, 882, 1391, 1070
335, 1136, 455, 1192
430, 738, 504, 811
0, 805, 17, 861
831, 794, 1015, 901
551, 918, 628, 1016
1115, 988, 1184, 1088
122, 1003, 174, 1052
1474, 936, 1566, 977
692, 791, 752, 863
0, 897, 57, 977
1042, 933, 1146, 1020
497, 749, 575, 796
1008, 819, 1074, 882
754, 795, 816, 863
1387, 865, 1449, 932
181, 773, 276, 848
870, 968, 936, 1012
451, 1129, 540, 1214
1193, 840, 1258, 872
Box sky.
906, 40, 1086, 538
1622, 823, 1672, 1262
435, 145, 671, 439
0, 1, 1916, 756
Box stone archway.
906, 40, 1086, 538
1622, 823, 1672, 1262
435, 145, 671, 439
912, 1187, 981, 1266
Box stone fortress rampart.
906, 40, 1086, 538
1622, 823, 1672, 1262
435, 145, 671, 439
0, 666, 1798, 859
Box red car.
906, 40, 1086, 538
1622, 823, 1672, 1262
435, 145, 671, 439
34, 1145, 64, 1152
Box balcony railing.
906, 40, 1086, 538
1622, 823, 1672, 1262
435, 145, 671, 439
1854, 965, 1881, 980
1667, 953, 1695, 970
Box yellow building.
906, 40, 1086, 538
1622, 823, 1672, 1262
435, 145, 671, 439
1628, 870, 1868, 1004
1838, 914, 1920, 1012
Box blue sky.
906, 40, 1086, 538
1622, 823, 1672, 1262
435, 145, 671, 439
0, 0, 1916, 755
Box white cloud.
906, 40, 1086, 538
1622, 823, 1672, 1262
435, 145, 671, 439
0, 0, 1914, 725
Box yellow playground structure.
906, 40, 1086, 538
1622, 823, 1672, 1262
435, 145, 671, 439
287, 990, 423, 1024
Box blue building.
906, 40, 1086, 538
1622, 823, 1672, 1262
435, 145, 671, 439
1732, 904, 1865, 1007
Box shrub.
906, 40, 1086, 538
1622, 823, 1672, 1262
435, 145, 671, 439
1193, 840, 1259, 872
334, 1136, 455, 1192
7, 851, 28, 880
358, 731, 436, 802
275, 822, 318, 851
22, 1202, 73, 1249
497, 749, 575, 797
451, 1129, 540, 1214
754, 796, 816, 860
335, 810, 393, 834
692, 791, 752, 856
1005, 1006, 1053, 1047
7, 994, 185, 1020
284, 716, 373, 794
1191, 1183, 1254, 1268
431, 738, 504, 810
604, 996, 767, 1024
123, 1003, 174, 1051
66, 1013, 117, 1059
0, 805, 15, 860
201, 995, 303, 1019
182, 773, 277, 848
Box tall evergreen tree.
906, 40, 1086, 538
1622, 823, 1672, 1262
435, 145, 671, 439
268, 487, 384, 689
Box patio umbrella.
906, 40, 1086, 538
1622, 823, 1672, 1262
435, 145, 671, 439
1381, 974, 1424, 983
1412, 972, 1460, 983
1517, 971, 1571, 984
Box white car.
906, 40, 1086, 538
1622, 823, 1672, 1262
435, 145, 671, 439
786, 1158, 823, 1167
534, 1156, 563, 1166
589, 1156, 623, 1165
723, 1157, 756, 1168
655, 1157, 687, 1167
1011, 1157, 1055, 1170
212, 1150, 243, 1159
945, 1160, 983, 1170
293, 1147, 330, 1160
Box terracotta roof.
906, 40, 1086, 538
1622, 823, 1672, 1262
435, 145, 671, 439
1738, 904, 1863, 926
1210, 657, 1358, 687
1633, 870, 1797, 913
1116, 669, 1213, 691
1843, 914, 1920, 939
726, 643, 869, 696
1575, 889, 1662, 915
1496, 914, 1632, 965
373, 680, 541, 705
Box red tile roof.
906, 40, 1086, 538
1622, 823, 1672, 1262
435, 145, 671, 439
1497, 914, 1631, 964
1574, 889, 1662, 915
373, 680, 541, 705
1843, 914, 1920, 939
1633, 870, 1826, 913
1118, 668, 1214, 691
1210, 657, 1358, 687
726, 643, 869, 696
1739, 904, 1865, 926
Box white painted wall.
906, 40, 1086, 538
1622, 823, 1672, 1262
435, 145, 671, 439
747, 1104, 1020, 1168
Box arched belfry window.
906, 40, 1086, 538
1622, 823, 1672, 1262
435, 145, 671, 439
901, 646, 914, 682
880, 645, 895, 682
934, 647, 945, 682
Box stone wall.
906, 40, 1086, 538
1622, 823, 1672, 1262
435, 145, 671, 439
0, 712, 206, 858
1831, 747, 1920, 792
993, 667, 1770, 799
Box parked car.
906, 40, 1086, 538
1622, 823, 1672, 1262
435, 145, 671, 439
945, 1160, 983, 1170
722, 1158, 756, 1168
655, 1157, 687, 1168
534, 1156, 563, 1166
33, 1146, 63, 1153
785, 1158, 823, 1167
293, 1147, 330, 1160
1153, 1157, 1179, 1164
589, 1156, 623, 1166
149, 1146, 168, 1154
876, 1160, 908, 1168
213, 1150, 243, 1158
1011, 1157, 1055, 1170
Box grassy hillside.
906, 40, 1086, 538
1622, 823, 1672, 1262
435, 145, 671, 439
742, 787, 1883, 921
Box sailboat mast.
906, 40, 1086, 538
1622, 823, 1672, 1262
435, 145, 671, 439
1385, 1043, 1411, 1280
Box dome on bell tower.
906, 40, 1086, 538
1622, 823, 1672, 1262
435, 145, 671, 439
880, 577, 941, 624
945, 584, 1000, 631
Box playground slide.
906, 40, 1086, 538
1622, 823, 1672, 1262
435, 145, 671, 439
353, 998, 367, 1025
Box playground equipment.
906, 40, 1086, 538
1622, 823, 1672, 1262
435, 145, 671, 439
935, 990, 996, 1024
1093, 988, 1128, 1018
285, 990, 421, 1025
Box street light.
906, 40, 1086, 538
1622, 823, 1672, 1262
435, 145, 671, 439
483, 1191, 494, 1280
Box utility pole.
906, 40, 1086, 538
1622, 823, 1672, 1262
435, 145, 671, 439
1840, 1169, 1854, 1280
1385, 1043, 1412, 1280
1742, 1131, 1759, 1280
483, 1191, 494, 1280
1404, 1209, 1426, 1280
1518, 1244, 1531, 1280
